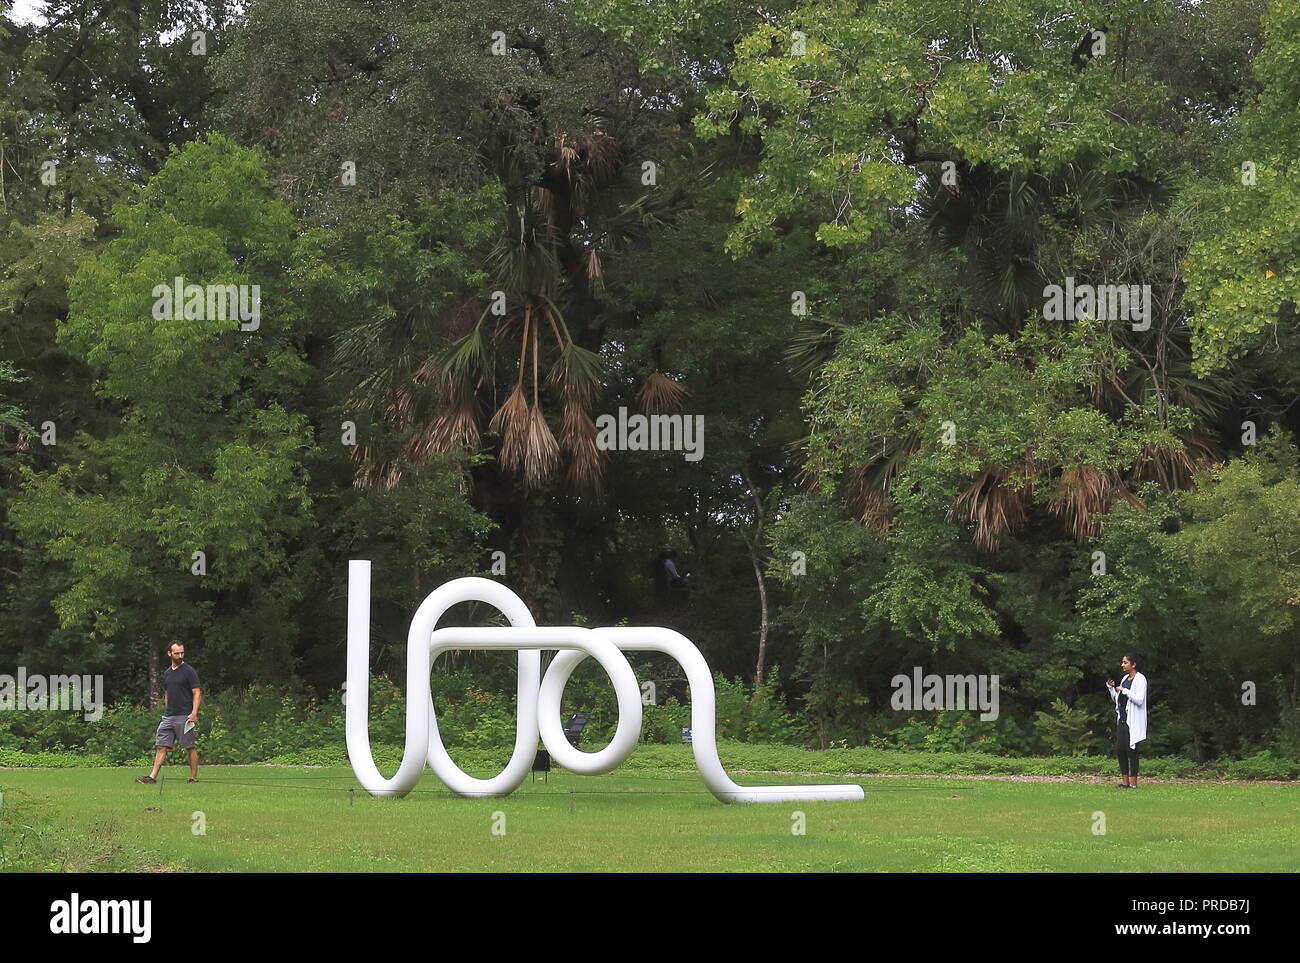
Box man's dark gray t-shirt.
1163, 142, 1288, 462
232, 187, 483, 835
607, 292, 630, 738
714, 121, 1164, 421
164, 663, 201, 716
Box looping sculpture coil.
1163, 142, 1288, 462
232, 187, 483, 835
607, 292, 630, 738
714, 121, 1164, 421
346, 561, 863, 803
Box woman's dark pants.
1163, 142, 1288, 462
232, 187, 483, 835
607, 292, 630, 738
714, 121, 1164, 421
1116, 720, 1139, 778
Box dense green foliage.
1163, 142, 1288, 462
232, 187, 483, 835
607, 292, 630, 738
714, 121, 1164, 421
1, 1, 1297, 766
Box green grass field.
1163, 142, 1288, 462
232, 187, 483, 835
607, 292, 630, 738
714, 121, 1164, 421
3, 763, 1297, 872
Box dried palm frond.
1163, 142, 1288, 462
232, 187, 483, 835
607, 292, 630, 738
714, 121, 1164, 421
349, 444, 374, 487
1048, 464, 1105, 539
402, 420, 435, 463
638, 372, 690, 415
404, 396, 482, 462
412, 359, 437, 385
575, 131, 620, 207
860, 491, 893, 533
586, 248, 604, 292
387, 387, 417, 421
837, 428, 921, 529
1048, 464, 1137, 540
1131, 436, 1210, 490
375, 463, 401, 491
522, 405, 560, 487
489, 307, 563, 487
952, 469, 1030, 550
556, 137, 581, 182
489, 384, 530, 474
351, 446, 402, 492
435, 397, 482, 451
841, 464, 888, 532
584, 130, 619, 185
560, 399, 605, 492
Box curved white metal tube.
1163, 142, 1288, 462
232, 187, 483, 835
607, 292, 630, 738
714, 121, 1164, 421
429, 626, 642, 781
579, 627, 864, 803
346, 562, 538, 797
347, 564, 863, 803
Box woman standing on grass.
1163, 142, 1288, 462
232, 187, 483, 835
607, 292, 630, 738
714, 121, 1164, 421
1107, 654, 1147, 788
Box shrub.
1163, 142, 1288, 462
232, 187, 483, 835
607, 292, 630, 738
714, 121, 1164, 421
641, 698, 691, 744
1224, 750, 1298, 780
0, 747, 114, 767
873, 710, 1031, 755
713, 671, 799, 744
1034, 698, 1107, 756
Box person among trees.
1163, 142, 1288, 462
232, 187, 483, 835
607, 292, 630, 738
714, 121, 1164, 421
136, 641, 202, 784
660, 550, 691, 598
1107, 654, 1147, 789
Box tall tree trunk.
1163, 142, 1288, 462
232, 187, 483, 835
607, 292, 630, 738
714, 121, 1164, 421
742, 471, 768, 682
748, 542, 769, 682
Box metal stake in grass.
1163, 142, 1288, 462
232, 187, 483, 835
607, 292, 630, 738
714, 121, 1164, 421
349, 788, 354, 808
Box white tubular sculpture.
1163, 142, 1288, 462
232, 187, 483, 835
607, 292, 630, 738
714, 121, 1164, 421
346, 561, 864, 803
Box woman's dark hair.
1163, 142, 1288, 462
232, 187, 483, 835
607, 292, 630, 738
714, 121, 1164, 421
1123, 653, 1141, 669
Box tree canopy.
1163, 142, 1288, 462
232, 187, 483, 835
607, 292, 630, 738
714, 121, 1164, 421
2, 0, 1296, 761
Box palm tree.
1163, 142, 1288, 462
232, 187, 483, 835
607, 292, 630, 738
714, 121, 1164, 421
790, 157, 1238, 549
337, 119, 692, 610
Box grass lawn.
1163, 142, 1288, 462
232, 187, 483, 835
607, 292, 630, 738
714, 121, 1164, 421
2, 764, 1297, 872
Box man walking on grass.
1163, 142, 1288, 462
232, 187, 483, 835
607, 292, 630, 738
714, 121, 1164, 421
136, 641, 202, 784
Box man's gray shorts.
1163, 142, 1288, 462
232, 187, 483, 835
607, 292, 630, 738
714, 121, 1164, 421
155, 715, 196, 750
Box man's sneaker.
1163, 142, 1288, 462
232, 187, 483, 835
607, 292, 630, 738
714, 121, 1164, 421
187, 778, 198, 783
135, 776, 156, 784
